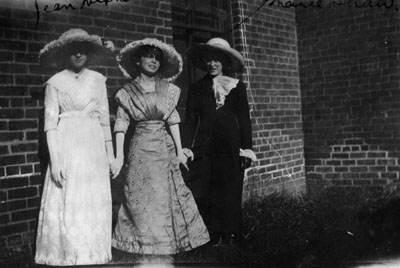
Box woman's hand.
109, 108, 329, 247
50, 162, 65, 188
240, 157, 252, 170
177, 152, 189, 171
182, 148, 194, 161
111, 157, 124, 179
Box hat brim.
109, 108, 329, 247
39, 35, 114, 69
186, 43, 244, 73
119, 38, 183, 82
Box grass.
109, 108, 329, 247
3, 188, 400, 268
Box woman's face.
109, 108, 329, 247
67, 43, 88, 72
138, 49, 162, 77
205, 53, 223, 77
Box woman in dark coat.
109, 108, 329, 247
185, 38, 256, 245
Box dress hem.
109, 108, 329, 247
112, 237, 210, 255
35, 256, 112, 266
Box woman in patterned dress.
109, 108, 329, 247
35, 29, 116, 265
111, 38, 210, 254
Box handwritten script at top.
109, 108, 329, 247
33, 0, 130, 29
33, 0, 397, 30
264, 0, 395, 9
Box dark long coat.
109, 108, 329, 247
184, 74, 253, 233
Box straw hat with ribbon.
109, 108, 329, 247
118, 38, 183, 82
39, 28, 114, 68
186, 37, 245, 73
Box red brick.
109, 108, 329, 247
9, 120, 38, 130
8, 187, 38, 200
0, 155, 25, 166
6, 166, 20, 176
11, 208, 38, 222
11, 143, 38, 153
1, 223, 28, 236
0, 200, 26, 213
0, 108, 24, 119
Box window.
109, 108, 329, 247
171, 0, 232, 121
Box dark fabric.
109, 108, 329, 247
183, 74, 253, 233
185, 75, 253, 154
210, 153, 244, 233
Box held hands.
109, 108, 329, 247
179, 148, 194, 171
182, 148, 194, 161
50, 162, 65, 188
177, 151, 189, 171
110, 157, 123, 179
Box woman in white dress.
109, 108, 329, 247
35, 28, 116, 265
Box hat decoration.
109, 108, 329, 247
118, 38, 183, 82
186, 37, 245, 73
39, 28, 114, 68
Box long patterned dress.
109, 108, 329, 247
35, 69, 112, 265
112, 79, 210, 255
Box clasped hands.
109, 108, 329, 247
109, 157, 123, 179
108, 148, 193, 178
177, 148, 194, 171
51, 149, 195, 186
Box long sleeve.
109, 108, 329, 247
44, 84, 59, 132
236, 81, 253, 150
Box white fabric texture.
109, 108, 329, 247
35, 69, 112, 266
212, 75, 239, 109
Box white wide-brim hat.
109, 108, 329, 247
118, 38, 183, 82
39, 28, 114, 68
186, 37, 245, 73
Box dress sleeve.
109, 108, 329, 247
236, 81, 253, 150
98, 77, 112, 141
114, 89, 131, 134
166, 109, 181, 125
44, 83, 59, 132
165, 84, 181, 125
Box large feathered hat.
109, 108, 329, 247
118, 38, 183, 82
39, 28, 114, 68
186, 37, 244, 73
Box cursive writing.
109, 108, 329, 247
265, 0, 322, 8
32, 0, 130, 29
332, 0, 394, 8
80, 0, 129, 9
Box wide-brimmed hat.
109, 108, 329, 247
186, 38, 244, 73
118, 38, 183, 81
39, 28, 114, 68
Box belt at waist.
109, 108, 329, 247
135, 120, 165, 132
59, 111, 99, 118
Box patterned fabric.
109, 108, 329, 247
35, 69, 112, 266
112, 79, 210, 254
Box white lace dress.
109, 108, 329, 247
35, 69, 112, 265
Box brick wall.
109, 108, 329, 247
231, 0, 306, 199
0, 0, 173, 261
296, 3, 400, 193
0, 0, 307, 261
